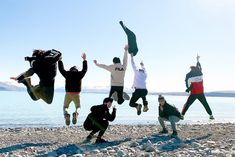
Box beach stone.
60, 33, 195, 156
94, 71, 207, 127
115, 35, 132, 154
145, 146, 155, 152
92, 149, 100, 154
72, 154, 84, 157
35, 149, 46, 155
109, 149, 116, 153
130, 141, 139, 147
59, 154, 67, 157
48, 151, 58, 157
231, 152, 235, 157
192, 142, 201, 148
117, 150, 126, 157
211, 149, 223, 157
100, 148, 108, 153
107, 146, 113, 150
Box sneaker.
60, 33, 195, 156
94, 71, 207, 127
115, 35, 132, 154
64, 113, 70, 126
137, 104, 142, 115
123, 92, 130, 100
143, 105, 149, 112
95, 138, 107, 144
159, 129, 168, 134
18, 78, 32, 87
72, 112, 78, 125
111, 92, 118, 102
171, 131, 178, 138
209, 115, 215, 120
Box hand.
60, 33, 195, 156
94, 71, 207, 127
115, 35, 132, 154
25, 57, 30, 61
113, 106, 117, 111
93, 60, 97, 64
124, 45, 129, 52
10, 77, 17, 81
82, 53, 86, 60
197, 54, 200, 61
185, 88, 190, 93
140, 61, 144, 67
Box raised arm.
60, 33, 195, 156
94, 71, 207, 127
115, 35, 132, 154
58, 60, 67, 77
123, 45, 128, 69
80, 53, 88, 78
94, 60, 112, 72
131, 55, 137, 71
196, 54, 202, 71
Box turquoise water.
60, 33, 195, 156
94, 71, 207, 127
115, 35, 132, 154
0, 91, 234, 128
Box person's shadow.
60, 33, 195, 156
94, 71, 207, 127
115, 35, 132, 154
0, 143, 52, 154
38, 138, 132, 157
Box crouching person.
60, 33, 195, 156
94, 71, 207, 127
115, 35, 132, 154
158, 95, 183, 138
83, 97, 116, 144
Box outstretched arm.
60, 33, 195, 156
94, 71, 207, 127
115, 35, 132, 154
123, 45, 128, 69
58, 60, 67, 77
196, 54, 202, 71
131, 55, 137, 71
80, 53, 88, 78
94, 60, 112, 72
10, 68, 35, 81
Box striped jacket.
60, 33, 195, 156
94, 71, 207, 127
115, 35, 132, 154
185, 62, 204, 94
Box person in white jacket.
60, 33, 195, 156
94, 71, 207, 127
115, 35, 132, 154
129, 54, 148, 115
93, 45, 130, 105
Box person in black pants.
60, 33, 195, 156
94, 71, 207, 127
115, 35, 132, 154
182, 55, 214, 120
83, 97, 116, 144
10, 49, 61, 104
120, 21, 138, 56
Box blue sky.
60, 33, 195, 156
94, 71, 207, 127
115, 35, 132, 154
0, 0, 234, 92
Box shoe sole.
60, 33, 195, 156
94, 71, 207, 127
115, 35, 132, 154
123, 92, 130, 100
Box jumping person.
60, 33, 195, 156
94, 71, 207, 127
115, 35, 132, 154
119, 21, 138, 56
182, 55, 214, 120
58, 53, 87, 126
93, 45, 130, 105
158, 95, 182, 138
83, 97, 116, 144
10, 49, 61, 104
129, 54, 149, 115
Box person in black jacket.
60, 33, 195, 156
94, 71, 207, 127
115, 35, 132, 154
58, 53, 88, 126
83, 97, 116, 144
10, 49, 61, 104
158, 95, 182, 138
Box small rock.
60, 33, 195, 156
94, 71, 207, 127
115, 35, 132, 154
92, 149, 100, 154
59, 154, 67, 157
145, 146, 155, 152
35, 149, 46, 155
109, 149, 116, 153
130, 141, 139, 147
117, 150, 126, 157
72, 154, 84, 157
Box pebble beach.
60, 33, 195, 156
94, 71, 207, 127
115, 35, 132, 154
0, 123, 234, 157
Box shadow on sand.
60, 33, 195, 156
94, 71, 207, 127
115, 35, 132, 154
0, 143, 52, 154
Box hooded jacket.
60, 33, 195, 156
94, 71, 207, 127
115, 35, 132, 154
96, 51, 127, 87
185, 62, 204, 94
86, 104, 116, 123
159, 102, 181, 120
17, 50, 61, 86
58, 60, 87, 93
131, 57, 147, 89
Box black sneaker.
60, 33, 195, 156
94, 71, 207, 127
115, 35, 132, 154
95, 138, 107, 144
209, 115, 215, 120
18, 78, 31, 87
171, 131, 178, 138
159, 129, 168, 134
137, 104, 142, 115
72, 112, 78, 125
64, 113, 70, 126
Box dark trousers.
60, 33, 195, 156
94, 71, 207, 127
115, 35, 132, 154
120, 22, 138, 56
83, 118, 109, 137
182, 94, 213, 115
21, 68, 54, 104
109, 86, 124, 105
129, 89, 148, 107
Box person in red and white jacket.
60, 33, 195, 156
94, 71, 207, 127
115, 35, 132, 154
182, 55, 214, 120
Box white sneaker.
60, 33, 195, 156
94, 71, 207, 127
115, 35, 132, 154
123, 92, 130, 100
111, 92, 118, 101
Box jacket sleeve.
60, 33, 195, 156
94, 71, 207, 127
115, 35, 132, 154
45, 49, 62, 64
80, 60, 88, 78
90, 105, 99, 112
123, 51, 128, 69
58, 61, 67, 77
159, 106, 164, 117
197, 61, 202, 71
105, 108, 116, 122
131, 57, 137, 71
96, 63, 112, 72
185, 74, 190, 89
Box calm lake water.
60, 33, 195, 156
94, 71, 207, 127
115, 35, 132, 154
0, 91, 234, 128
